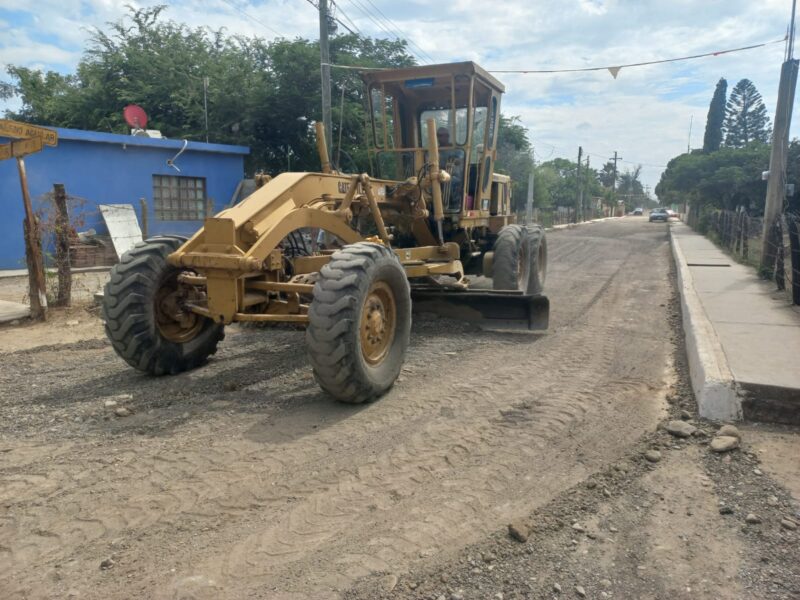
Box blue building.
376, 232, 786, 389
0, 127, 249, 269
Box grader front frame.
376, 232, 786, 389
102, 61, 549, 404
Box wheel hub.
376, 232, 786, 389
360, 282, 397, 365
155, 273, 205, 343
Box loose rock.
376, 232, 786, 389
508, 522, 529, 543
719, 506, 734, 515
644, 450, 662, 463
599, 578, 612, 588
680, 409, 692, 420
380, 574, 398, 592
717, 424, 741, 439
99, 558, 114, 570
115, 407, 132, 417
575, 585, 586, 597
745, 513, 762, 524
553, 583, 562, 593
710, 436, 739, 453
665, 420, 696, 438
781, 518, 797, 531
571, 522, 585, 533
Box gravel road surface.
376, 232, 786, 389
0, 219, 677, 599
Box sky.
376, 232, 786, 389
0, 0, 797, 193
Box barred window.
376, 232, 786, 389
153, 175, 207, 221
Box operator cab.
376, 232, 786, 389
362, 62, 505, 222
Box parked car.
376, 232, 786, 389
632, 207, 643, 216
666, 209, 677, 219
649, 208, 669, 222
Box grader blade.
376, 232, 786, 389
410, 290, 550, 331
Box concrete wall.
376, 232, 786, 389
0, 127, 248, 269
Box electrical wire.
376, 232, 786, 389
488, 36, 787, 74
358, 0, 435, 63
326, 35, 786, 75
305, 0, 362, 36
341, 0, 428, 64
329, 0, 363, 36
215, 0, 284, 37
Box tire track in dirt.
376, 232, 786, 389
0, 221, 673, 600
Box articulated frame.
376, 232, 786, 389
167, 170, 463, 325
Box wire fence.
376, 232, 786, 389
687, 206, 800, 305
527, 206, 611, 228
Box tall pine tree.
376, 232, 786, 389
724, 79, 771, 148
702, 78, 727, 152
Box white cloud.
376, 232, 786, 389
0, 0, 797, 190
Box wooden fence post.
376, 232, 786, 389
139, 197, 148, 239
53, 183, 72, 307
17, 157, 47, 320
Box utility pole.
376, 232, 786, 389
203, 76, 209, 143
761, 0, 799, 274
525, 146, 535, 225
575, 146, 583, 223
610, 151, 622, 216
585, 155, 591, 219
687, 115, 693, 153
319, 0, 333, 158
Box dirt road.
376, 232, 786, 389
0, 219, 676, 599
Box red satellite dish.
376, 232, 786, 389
123, 104, 148, 129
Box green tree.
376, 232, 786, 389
655, 144, 769, 212
495, 115, 534, 210
703, 77, 727, 153
617, 166, 644, 210
597, 160, 616, 188
724, 79, 771, 148
1, 5, 415, 174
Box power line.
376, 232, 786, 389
358, 0, 435, 63
329, 1, 362, 36
341, 0, 428, 64
215, 0, 284, 37
488, 36, 787, 75
305, 0, 362, 36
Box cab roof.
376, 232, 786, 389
361, 61, 505, 94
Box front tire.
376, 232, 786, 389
103, 236, 224, 375
306, 242, 411, 404
492, 224, 547, 294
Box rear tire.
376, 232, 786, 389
306, 242, 411, 404
103, 236, 224, 375
492, 224, 547, 294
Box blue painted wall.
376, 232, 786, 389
0, 127, 249, 269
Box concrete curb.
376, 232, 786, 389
545, 216, 622, 232
668, 224, 742, 421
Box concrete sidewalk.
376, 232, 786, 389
670, 222, 800, 424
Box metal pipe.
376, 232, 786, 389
361, 174, 392, 246
425, 118, 445, 244
315, 122, 333, 174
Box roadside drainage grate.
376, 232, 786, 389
686, 263, 731, 267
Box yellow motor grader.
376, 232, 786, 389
103, 62, 548, 403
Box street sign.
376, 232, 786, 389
0, 137, 45, 161
11, 137, 43, 158
0, 119, 58, 146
